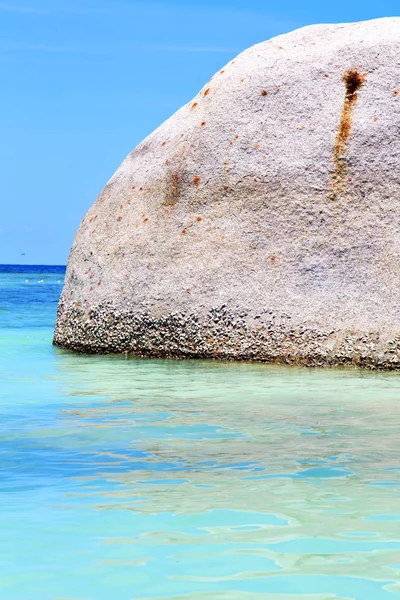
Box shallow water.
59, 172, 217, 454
1, 265, 400, 600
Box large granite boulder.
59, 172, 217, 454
54, 18, 400, 368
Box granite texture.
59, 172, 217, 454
54, 18, 400, 368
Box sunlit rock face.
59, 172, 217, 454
54, 18, 400, 368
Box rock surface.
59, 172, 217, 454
54, 18, 400, 368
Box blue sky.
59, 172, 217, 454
1, 0, 399, 264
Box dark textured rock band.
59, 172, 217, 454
54, 299, 400, 369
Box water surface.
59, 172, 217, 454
1, 265, 400, 599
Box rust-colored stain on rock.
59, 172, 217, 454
164, 170, 181, 207
193, 175, 201, 185
261, 89, 268, 96
330, 69, 366, 199
204, 88, 210, 96
191, 102, 198, 110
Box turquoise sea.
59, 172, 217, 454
1, 265, 400, 600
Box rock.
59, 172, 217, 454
54, 18, 400, 369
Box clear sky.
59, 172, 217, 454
1, 0, 398, 264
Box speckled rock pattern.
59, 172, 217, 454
54, 18, 400, 368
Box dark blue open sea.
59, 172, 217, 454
1, 264, 400, 600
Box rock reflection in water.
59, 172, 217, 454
47, 354, 400, 599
